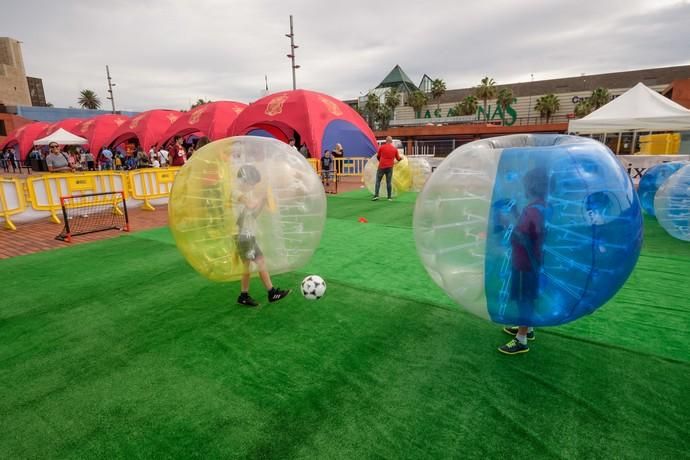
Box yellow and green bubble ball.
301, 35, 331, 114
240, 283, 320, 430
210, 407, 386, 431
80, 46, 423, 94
362, 154, 412, 197
168, 136, 327, 282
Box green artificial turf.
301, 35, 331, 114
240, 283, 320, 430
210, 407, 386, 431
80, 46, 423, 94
0, 192, 688, 458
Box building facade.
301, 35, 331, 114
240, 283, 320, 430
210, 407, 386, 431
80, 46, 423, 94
26, 76, 47, 107
361, 65, 690, 155
0, 37, 32, 107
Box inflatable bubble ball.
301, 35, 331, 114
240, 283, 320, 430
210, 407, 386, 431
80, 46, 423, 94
413, 134, 642, 327
169, 136, 327, 282
363, 155, 412, 197
638, 161, 687, 216
408, 156, 433, 192
654, 163, 690, 241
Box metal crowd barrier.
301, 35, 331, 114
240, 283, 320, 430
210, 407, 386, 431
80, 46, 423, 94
3, 160, 371, 230
0, 178, 27, 230
307, 157, 368, 177
128, 167, 180, 211
25, 171, 128, 224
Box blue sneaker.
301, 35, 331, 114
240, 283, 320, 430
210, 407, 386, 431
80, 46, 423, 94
498, 338, 529, 355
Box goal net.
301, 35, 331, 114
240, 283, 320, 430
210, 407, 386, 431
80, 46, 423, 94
56, 191, 130, 242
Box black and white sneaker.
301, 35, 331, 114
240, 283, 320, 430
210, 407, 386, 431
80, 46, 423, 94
268, 287, 291, 303
237, 293, 259, 307
503, 326, 535, 341
371, 196, 379, 201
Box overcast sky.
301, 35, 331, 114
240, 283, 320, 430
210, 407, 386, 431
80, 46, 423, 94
4, 0, 689, 111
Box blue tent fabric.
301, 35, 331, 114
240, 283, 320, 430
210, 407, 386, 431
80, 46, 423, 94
322, 119, 376, 157
247, 129, 276, 139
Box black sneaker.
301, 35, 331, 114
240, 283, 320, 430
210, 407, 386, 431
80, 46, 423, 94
268, 287, 291, 303
371, 196, 379, 201
503, 326, 535, 341
498, 338, 529, 355
237, 293, 259, 307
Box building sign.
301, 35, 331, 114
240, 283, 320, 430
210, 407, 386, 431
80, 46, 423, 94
421, 99, 518, 126
572, 94, 621, 104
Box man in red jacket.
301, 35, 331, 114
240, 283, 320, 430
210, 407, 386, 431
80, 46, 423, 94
372, 136, 402, 201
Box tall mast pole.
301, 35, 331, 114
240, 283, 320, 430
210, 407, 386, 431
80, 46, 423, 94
106, 65, 116, 113
286, 15, 300, 90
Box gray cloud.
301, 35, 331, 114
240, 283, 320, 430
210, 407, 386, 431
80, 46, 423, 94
3, 0, 688, 111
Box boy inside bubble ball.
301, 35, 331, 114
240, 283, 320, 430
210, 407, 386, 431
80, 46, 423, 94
233, 164, 291, 307
499, 167, 548, 355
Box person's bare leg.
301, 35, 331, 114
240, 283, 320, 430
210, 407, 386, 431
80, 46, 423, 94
255, 257, 273, 290
241, 261, 251, 292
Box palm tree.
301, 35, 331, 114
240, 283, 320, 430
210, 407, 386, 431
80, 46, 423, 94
430, 78, 446, 114
534, 94, 560, 123
191, 98, 210, 109
459, 95, 478, 116
495, 88, 515, 122
78, 89, 101, 110
364, 92, 381, 128
589, 87, 610, 109
377, 105, 394, 130
574, 99, 593, 118
384, 88, 400, 113
408, 90, 428, 118
475, 77, 497, 117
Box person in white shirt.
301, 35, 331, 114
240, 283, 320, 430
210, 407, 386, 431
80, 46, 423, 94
158, 147, 169, 166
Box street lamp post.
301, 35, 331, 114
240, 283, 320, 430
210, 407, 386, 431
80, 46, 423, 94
285, 15, 300, 90
106, 65, 116, 114
526, 73, 533, 125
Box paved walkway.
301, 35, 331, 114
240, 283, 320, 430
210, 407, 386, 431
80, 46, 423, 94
0, 177, 364, 259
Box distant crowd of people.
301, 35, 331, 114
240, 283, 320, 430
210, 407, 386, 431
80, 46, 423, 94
1, 146, 20, 172
1, 136, 211, 173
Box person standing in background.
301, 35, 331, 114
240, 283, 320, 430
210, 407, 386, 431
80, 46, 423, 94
372, 136, 402, 201
171, 137, 187, 166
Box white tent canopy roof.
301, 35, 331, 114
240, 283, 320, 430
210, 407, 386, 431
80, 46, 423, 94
33, 128, 88, 146
568, 82, 690, 134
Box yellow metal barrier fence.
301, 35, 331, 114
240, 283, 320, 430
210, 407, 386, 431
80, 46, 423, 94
0, 178, 27, 230
128, 167, 180, 211
334, 157, 368, 176
308, 157, 368, 177
26, 171, 128, 224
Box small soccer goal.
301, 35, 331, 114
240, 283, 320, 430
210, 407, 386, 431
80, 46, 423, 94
56, 191, 130, 243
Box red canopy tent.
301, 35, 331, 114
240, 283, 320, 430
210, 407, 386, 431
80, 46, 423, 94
228, 89, 377, 159
158, 101, 247, 145
38, 118, 84, 138
105, 109, 182, 152
0, 122, 49, 160
75, 114, 130, 154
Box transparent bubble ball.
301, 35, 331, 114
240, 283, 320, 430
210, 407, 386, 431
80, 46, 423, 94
413, 134, 642, 327
654, 163, 690, 241
169, 136, 327, 281
408, 156, 433, 192
638, 161, 687, 216
363, 155, 412, 197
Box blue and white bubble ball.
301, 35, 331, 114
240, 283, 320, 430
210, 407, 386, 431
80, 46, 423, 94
654, 164, 690, 241
413, 134, 643, 327
638, 161, 687, 216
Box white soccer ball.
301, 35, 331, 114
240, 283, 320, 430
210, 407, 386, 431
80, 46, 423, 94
301, 275, 327, 300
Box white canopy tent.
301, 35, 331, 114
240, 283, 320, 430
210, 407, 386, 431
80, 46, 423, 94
568, 82, 690, 134
33, 128, 87, 146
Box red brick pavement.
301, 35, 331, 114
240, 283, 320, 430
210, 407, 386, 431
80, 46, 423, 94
0, 177, 364, 259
